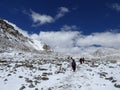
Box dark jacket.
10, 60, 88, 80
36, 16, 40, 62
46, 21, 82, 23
71, 59, 76, 71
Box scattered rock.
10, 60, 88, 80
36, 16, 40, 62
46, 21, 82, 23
42, 72, 52, 76
24, 63, 33, 68
58, 85, 64, 88
19, 85, 25, 90
55, 70, 65, 74
35, 88, 39, 90
0, 60, 7, 63
56, 63, 62, 66
105, 77, 113, 81
41, 76, 49, 80
42, 73, 47, 76
112, 80, 117, 83
114, 83, 120, 88
7, 73, 11, 76
109, 66, 114, 68
34, 75, 41, 80
78, 85, 82, 88
4, 79, 8, 81
110, 60, 117, 64
98, 72, 107, 78
38, 67, 48, 71
25, 78, 33, 83
28, 83, 35, 88
19, 76, 23, 78
48, 87, 52, 90
34, 80, 40, 85
86, 69, 92, 71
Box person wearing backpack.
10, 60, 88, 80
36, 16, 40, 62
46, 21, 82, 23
79, 58, 83, 64
71, 57, 76, 72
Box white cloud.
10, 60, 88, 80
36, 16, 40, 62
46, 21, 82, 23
30, 25, 120, 54
31, 29, 120, 54
30, 33, 40, 40
55, 7, 69, 19
37, 31, 81, 54
30, 10, 54, 25
76, 32, 120, 48
111, 3, 120, 11
39, 31, 79, 48
60, 25, 79, 31
29, 7, 69, 26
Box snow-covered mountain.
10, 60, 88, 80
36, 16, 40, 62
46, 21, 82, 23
91, 48, 120, 61
0, 19, 43, 53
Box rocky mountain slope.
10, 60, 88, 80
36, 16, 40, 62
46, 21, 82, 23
0, 19, 43, 53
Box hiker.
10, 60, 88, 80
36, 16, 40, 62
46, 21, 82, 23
79, 58, 83, 64
71, 57, 76, 72
82, 57, 85, 63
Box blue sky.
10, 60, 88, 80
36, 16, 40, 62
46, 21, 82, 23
0, 0, 120, 35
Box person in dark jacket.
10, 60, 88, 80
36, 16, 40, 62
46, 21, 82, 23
71, 57, 76, 72
79, 57, 85, 64
82, 57, 85, 63
79, 58, 83, 64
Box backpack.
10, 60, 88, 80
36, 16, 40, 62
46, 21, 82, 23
72, 61, 76, 66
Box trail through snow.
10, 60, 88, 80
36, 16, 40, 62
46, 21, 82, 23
49, 62, 120, 90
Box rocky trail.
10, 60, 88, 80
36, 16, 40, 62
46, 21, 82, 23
0, 52, 120, 90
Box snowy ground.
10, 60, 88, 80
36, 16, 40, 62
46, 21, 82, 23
0, 51, 120, 90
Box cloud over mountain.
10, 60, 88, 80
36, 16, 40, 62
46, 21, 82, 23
30, 25, 120, 54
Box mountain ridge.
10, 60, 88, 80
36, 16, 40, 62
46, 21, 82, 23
0, 18, 43, 53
